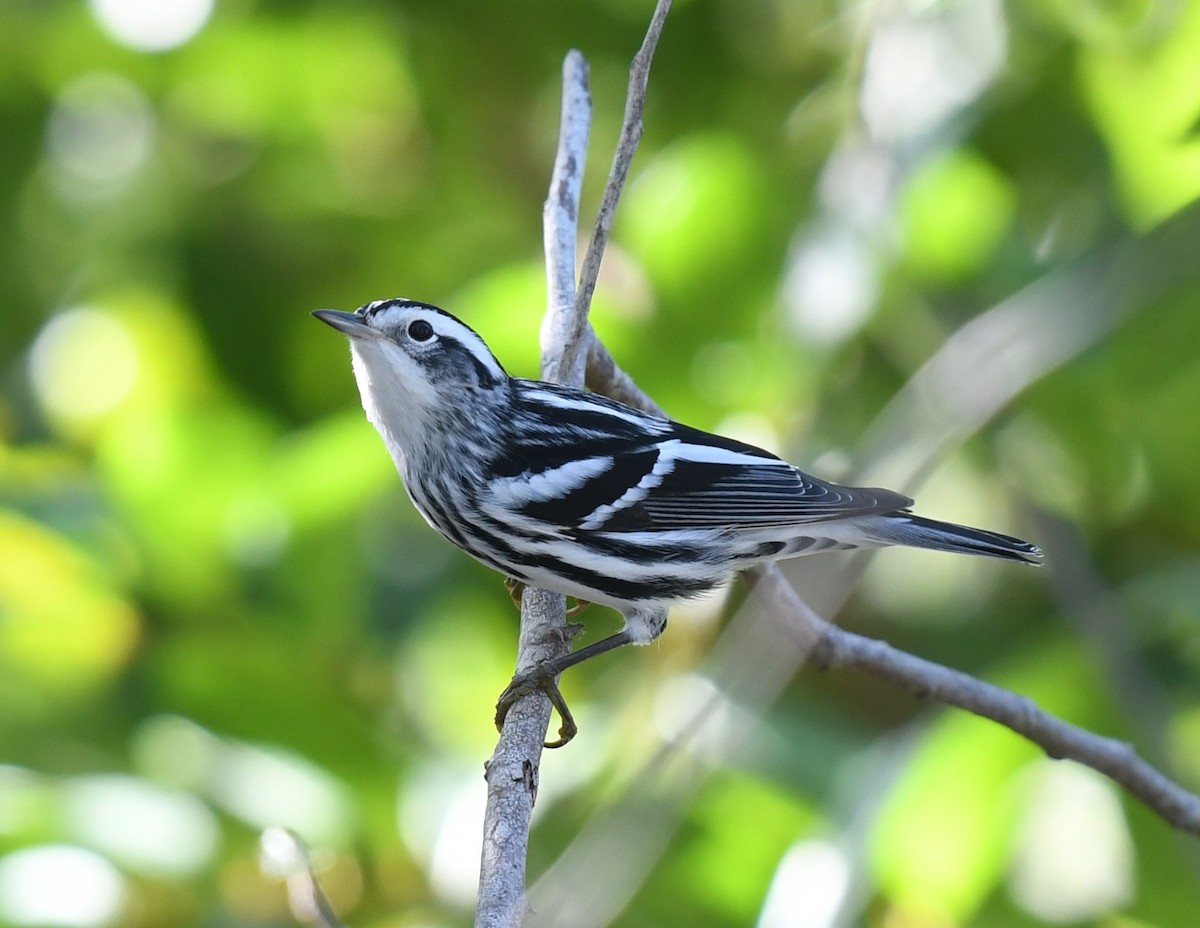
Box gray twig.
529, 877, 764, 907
479, 4, 676, 917
493, 0, 1196, 918
541, 49, 593, 387
478, 587, 581, 928
771, 568, 1200, 835
476, 51, 591, 928
558, 0, 672, 381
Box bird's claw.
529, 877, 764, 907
495, 664, 578, 749
503, 578, 591, 619
504, 577, 526, 609
564, 598, 591, 618
497, 581, 588, 746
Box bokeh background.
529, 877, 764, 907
3, 0, 1200, 925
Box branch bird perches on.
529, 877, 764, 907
478, 0, 1200, 924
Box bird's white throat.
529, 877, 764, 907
348, 340, 438, 473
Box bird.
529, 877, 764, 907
314, 297, 1042, 744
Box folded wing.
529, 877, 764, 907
489, 398, 911, 534
588, 423, 911, 532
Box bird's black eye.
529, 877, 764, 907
408, 319, 434, 342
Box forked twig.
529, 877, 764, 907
476, 51, 592, 928
559, 0, 673, 381
495, 3, 1200, 928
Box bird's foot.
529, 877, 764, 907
494, 664, 578, 749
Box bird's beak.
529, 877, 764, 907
312, 309, 374, 338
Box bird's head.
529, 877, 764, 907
314, 298, 508, 458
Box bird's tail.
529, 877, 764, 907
869, 513, 1043, 565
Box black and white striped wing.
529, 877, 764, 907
486, 382, 911, 535
596, 423, 912, 532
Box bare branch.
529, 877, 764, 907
540, 49, 593, 387
482, 11, 675, 921
774, 575, 1200, 835
478, 588, 579, 928
476, 52, 590, 928
817, 632, 1200, 832
558, 0, 673, 379
481, 2, 680, 916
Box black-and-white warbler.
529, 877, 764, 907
315, 298, 1042, 743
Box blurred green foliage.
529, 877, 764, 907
1, 0, 1200, 926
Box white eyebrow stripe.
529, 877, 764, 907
425, 314, 507, 380
529, 389, 650, 426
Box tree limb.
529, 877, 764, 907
479, 7, 675, 919
476, 51, 591, 928
749, 563, 1200, 835
501, 2, 1200, 926
477, 587, 580, 928
560, 0, 672, 375
540, 49, 593, 388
